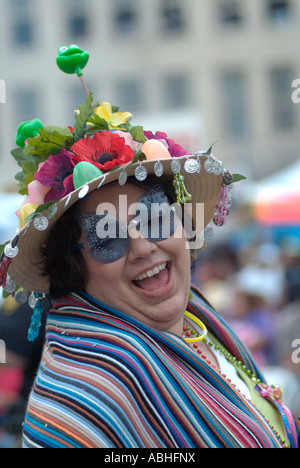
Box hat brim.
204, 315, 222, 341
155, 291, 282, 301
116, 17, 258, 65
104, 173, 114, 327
9, 154, 222, 294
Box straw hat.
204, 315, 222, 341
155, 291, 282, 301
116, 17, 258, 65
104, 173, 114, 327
0, 45, 237, 299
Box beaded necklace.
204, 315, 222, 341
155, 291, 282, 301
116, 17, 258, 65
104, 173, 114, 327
182, 311, 207, 343
181, 310, 295, 448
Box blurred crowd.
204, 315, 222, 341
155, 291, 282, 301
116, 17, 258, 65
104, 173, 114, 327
0, 234, 299, 447
193, 235, 300, 417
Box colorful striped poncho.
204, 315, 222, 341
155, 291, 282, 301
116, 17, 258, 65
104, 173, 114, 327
22, 288, 298, 448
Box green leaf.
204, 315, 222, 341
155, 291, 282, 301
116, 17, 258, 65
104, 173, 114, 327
14, 171, 28, 195
25, 201, 56, 222
27, 127, 74, 159
22, 160, 39, 186
203, 141, 218, 155
11, 147, 26, 168
124, 121, 132, 132
232, 173, 247, 183
130, 126, 146, 144
132, 149, 146, 164
73, 93, 99, 141
87, 114, 109, 131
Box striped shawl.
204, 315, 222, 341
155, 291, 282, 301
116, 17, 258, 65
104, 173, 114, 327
23, 288, 292, 448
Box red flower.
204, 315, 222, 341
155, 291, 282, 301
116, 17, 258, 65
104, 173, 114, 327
71, 131, 134, 172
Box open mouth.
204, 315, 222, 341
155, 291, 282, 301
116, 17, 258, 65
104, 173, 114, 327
132, 262, 170, 292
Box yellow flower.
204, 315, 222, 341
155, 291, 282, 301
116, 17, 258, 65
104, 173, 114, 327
94, 102, 132, 130
19, 203, 38, 229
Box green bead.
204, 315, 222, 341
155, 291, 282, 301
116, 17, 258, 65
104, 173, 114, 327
56, 44, 89, 76
16, 119, 44, 147
73, 162, 103, 190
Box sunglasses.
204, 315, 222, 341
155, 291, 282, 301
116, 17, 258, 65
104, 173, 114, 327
74, 189, 178, 263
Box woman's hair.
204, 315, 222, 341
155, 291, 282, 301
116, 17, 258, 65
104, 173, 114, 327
42, 201, 87, 298
42, 176, 197, 298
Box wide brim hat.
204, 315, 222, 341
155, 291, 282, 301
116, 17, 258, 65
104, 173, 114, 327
8, 153, 223, 294
1, 44, 239, 301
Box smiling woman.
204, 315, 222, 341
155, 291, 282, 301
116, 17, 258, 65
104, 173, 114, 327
1, 46, 299, 449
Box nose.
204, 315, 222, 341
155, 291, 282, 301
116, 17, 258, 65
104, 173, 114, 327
127, 223, 157, 263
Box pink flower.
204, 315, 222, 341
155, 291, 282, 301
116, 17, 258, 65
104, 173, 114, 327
34, 149, 75, 203
114, 130, 140, 152
144, 131, 188, 157
28, 179, 51, 206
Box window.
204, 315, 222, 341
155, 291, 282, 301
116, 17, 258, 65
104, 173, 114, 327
67, 0, 89, 39
161, 0, 186, 33
12, 22, 33, 46
218, 0, 243, 26
267, 0, 291, 23
270, 67, 296, 130
15, 89, 39, 123
10, 0, 34, 47
116, 80, 143, 113
68, 15, 89, 39
164, 75, 189, 108
113, 0, 138, 35
220, 71, 249, 138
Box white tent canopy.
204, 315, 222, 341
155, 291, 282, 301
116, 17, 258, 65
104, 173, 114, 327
252, 159, 300, 201
239, 159, 300, 203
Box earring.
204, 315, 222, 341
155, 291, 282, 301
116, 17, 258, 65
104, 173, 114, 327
173, 173, 192, 204
27, 293, 46, 342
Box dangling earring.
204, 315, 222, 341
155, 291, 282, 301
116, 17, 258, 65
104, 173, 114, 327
27, 293, 46, 342
173, 173, 192, 204
213, 186, 229, 227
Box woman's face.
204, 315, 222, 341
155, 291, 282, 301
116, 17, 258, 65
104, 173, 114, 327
79, 182, 191, 335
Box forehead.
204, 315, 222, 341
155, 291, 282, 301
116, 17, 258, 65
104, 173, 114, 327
80, 182, 145, 213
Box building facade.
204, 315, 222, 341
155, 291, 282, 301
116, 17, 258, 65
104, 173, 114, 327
1, 0, 300, 191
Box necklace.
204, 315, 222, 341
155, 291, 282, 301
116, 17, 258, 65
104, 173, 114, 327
182, 311, 208, 343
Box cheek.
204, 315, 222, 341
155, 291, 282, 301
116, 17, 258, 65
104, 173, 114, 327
84, 254, 124, 288
170, 223, 190, 254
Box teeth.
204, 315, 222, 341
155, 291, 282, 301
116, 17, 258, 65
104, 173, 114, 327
133, 263, 167, 281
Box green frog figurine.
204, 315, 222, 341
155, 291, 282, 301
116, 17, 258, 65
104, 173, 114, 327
56, 44, 89, 77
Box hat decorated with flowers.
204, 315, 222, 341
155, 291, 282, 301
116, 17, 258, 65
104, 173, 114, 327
0, 45, 244, 340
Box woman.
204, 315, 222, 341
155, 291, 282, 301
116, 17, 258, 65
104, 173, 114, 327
1, 56, 299, 448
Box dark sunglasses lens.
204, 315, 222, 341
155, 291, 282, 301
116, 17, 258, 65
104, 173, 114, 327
79, 212, 130, 264
89, 237, 130, 263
